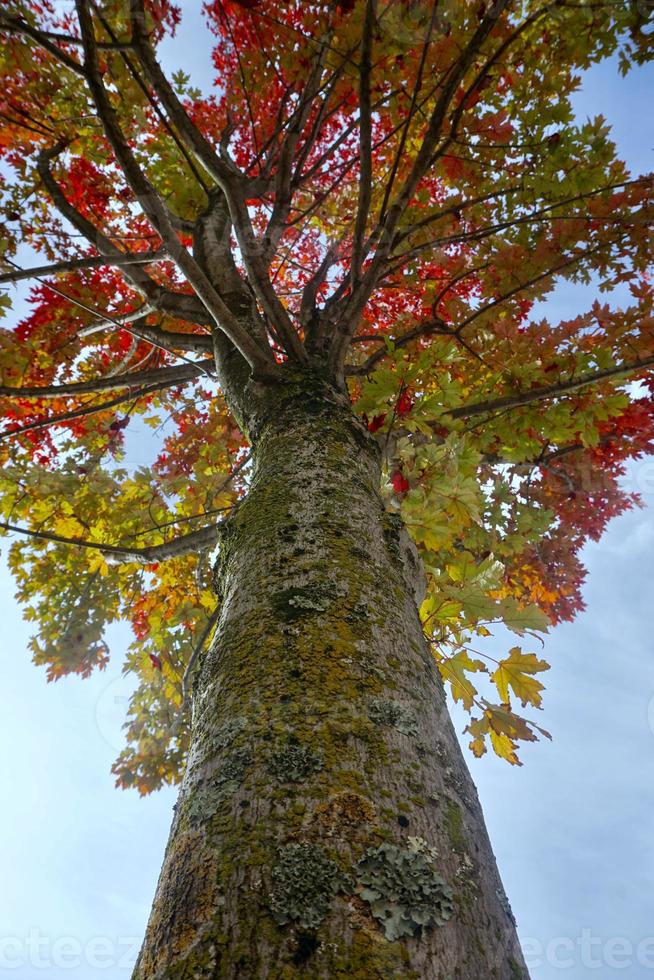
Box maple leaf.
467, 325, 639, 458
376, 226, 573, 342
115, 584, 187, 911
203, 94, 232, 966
395, 389, 414, 418
367, 413, 386, 433
391, 469, 410, 495
492, 647, 550, 709
438, 650, 487, 711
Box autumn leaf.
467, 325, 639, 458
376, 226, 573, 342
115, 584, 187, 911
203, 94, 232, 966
391, 469, 410, 495
492, 647, 550, 709
438, 650, 487, 711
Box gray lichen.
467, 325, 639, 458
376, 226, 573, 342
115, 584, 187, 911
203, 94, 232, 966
186, 748, 251, 826
496, 886, 516, 925
356, 841, 454, 941
269, 742, 323, 782
270, 583, 336, 620
203, 716, 246, 757
368, 697, 418, 737
270, 843, 348, 929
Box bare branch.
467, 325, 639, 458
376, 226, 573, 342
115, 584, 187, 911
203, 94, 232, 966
123, 321, 213, 355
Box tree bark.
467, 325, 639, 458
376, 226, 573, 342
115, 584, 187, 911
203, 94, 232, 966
134, 375, 529, 979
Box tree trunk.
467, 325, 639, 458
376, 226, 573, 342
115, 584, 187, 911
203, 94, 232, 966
134, 377, 529, 979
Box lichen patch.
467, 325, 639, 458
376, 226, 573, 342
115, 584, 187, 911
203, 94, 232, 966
269, 842, 349, 929
355, 842, 454, 941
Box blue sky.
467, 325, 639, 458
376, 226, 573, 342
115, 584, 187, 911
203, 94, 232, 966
0, 11, 653, 978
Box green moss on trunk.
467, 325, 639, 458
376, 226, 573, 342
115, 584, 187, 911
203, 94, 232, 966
134, 381, 529, 979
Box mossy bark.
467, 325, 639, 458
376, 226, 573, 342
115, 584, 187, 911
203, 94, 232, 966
134, 379, 529, 979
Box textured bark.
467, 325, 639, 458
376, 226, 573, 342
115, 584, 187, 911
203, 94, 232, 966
134, 376, 529, 979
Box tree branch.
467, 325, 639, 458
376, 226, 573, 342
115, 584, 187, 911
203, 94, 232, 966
127, 0, 308, 364
0, 250, 165, 285
0, 384, 180, 442
0, 519, 220, 563
75, 1, 278, 377
328, 1, 510, 368
0, 359, 215, 400
0, 12, 87, 76
37, 144, 211, 326
127, 0, 246, 191
351, 0, 374, 286
450, 355, 654, 421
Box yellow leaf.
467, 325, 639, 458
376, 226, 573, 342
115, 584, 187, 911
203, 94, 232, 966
489, 729, 522, 766
87, 552, 109, 577
438, 650, 487, 711
492, 646, 550, 708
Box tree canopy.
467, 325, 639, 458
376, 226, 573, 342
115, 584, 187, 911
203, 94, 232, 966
0, 0, 652, 793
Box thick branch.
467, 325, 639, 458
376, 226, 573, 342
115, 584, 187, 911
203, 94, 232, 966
78, 306, 213, 355
351, 0, 374, 285
125, 322, 213, 355
37, 144, 211, 326
127, 0, 245, 191
0, 359, 214, 400
75, 1, 277, 376
127, 1, 307, 364
0, 384, 179, 442
450, 355, 654, 421
0, 250, 165, 285
0, 519, 220, 563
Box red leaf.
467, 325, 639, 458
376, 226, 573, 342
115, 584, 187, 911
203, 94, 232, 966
149, 653, 162, 670
117, 329, 133, 351
367, 413, 387, 433
395, 389, 414, 418
391, 469, 410, 494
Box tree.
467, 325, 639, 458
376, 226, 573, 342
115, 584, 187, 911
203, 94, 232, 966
0, 0, 652, 975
